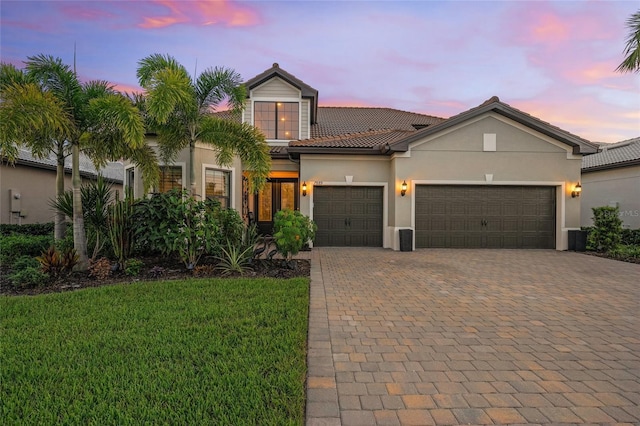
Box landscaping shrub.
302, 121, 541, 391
589, 206, 623, 252
273, 209, 316, 261
0, 223, 55, 236
216, 242, 254, 276
7, 257, 48, 288
608, 244, 640, 261
133, 190, 236, 269
621, 228, 640, 246
11, 255, 40, 271
50, 176, 114, 259
0, 234, 53, 268
124, 258, 144, 277
109, 193, 135, 269
132, 190, 185, 255
212, 204, 245, 249
36, 246, 78, 279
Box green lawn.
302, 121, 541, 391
1, 278, 309, 425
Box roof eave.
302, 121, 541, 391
287, 146, 387, 157
582, 158, 640, 173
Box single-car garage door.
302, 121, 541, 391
415, 185, 555, 249
314, 186, 383, 247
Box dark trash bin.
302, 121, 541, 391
568, 230, 587, 252
399, 229, 413, 252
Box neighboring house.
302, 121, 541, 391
581, 137, 640, 229
127, 63, 598, 250
0, 148, 123, 225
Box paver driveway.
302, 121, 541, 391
305, 248, 640, 425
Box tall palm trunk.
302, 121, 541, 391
54, 149, 66, 241
72, 143, 89, 270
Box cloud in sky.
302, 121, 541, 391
1, 0, 638, 143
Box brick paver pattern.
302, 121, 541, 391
305, 248, 639, 425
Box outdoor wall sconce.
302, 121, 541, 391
571, 182, 582, 198
302, 182, 307, 197
401, 180, 407, 197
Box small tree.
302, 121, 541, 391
590, 206, 623, 252
273, 209, 316, 263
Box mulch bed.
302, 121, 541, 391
1, 256, 310, 297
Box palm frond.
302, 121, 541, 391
195, 66, 245, 112
144, 67, 195, 125
0, 63, 33, 92
0, 82, 71, 163
155, 117, 191, 164
137, 53, 190, 88
25, 54, 82, 111
198, 116, 271, 191
616, 10, 640, 73
85, 93, 146, 154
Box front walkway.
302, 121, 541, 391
305, 248, 640, 425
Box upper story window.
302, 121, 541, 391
158, 166, 183, 193
254, 101, 299, 140
205, 168, 231, 208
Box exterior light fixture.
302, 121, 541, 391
401, 180, 407, 197
302, 182, 307, 197
571, 182, 582, 198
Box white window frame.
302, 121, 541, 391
156, 162, 186, 194
250, 97, 302, 145
202, 164, 235, 209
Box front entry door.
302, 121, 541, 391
255, 179, 298, 235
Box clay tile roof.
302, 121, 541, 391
290, 128, 414, 149
312, 107, 444, 138
582, 137, 640, 171
215, 110, 241, 122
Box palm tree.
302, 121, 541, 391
136, 54, 271, 195
3, 55, 158, 270
1, 63, 71, 240
616, 10, 640, 73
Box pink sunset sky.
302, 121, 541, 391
1, 0, 638, 143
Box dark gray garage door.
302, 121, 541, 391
415, 185, 555, 249
314, 186, 383, 247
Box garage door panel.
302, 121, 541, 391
416, 185, 555, 249
464, 233, 483, 248
450, 217, 466, 231
503, 218, 519, 232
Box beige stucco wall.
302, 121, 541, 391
581, 165, 640, 229
0, 164, 122, 225
300, 114, 583, 250
124, 139, 244, 211
400, 115, 581, 250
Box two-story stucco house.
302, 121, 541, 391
126, 63, 599, 250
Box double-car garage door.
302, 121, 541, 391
415, 185, 556, 249
312, 184, 556, 249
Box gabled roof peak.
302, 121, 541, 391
481, 95, 500, 106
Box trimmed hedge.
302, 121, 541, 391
0, 223, 56, 237
621, 228, 640, 246
0, 235, 53, 268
